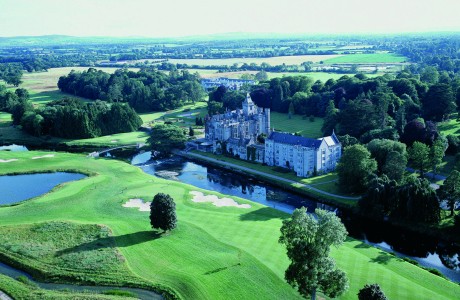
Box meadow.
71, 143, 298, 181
167, 54, 343, 66
323, 53, 407, 64
0, 151, 459, 299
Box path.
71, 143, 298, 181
179, 151, 361, 201
88, 143, 145, 157
0, 290, 12, 300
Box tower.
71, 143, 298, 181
242, 93, 255, 116
264, 107, 271, 135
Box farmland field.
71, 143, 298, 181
185, 68, 382, 82
323, 53, 407, 64
0, 151, 459, 300
167, 54, 344, 66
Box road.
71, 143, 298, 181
179, 151, 361, 201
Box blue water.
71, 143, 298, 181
132, 152, 460, 282
0, 172, 86, 205
0, 144, 28, 151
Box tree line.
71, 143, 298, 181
57, 68, 205, 112
0, 86, 142, 139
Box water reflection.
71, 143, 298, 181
132, 152, 460, 282
0, 172, 86, 205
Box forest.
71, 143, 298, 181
57, 68, 205, 112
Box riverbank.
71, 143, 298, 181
1, 151, 459, 299
178, 150, 460, 244
177, 150, 360, 208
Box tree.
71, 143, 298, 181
366, 139, 407, 182
336, 144, 377, 193
148, 124, 187, 157
150, 193, 177, 232
279, 208, 349, 300
358, 283, 388, 300
438, 170, 460, 216
321, 100, 338, 136
382, 150, 407, 182
207, 101, 224, 115
255, 70, 268, 82
409, 141, 430, 177
288, 102, 295, 119
422, 83, 455, 121
189, 126, 195, 137
430, 137, 447, 177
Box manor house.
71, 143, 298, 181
202, 94, 341, 177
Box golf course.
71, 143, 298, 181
0, 150, 459, 299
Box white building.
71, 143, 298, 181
202, 93, 341, 177
265, 131, 341, 177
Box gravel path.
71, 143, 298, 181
180, 151, 361, 200
0, 290, 12, 300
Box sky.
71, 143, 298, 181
1, 0, 460, 37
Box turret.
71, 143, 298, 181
242, 93, 255, 116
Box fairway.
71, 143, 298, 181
0, 151, 458, 299
271, 112, 324, 138
323, 53, 407, 64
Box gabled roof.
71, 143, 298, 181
268, 132, 322, 149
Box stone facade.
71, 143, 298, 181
203, 94, 341, 177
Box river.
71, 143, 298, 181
132, 151, 460, 282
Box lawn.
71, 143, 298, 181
270, 112, 324, 138
438, 118, 460, 136
0, 151, 458, 299
0, 112, 12, 127
139, 102, 208, 127
323, 53, 407, 64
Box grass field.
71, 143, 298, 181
0, 151, 458, 299
17, 67, 139, 105
0, 112, 12, 127
167, 54, 343, 66
323, 53, 407, 64
438, 118, 460, 136
185, 68, 377, 82
271, 112, 324, 138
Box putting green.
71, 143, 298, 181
0, 151, 458, 299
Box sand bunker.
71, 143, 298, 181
123, 198, 151, 211
190, 191, 251, 209
31, 154, 55, 159
110, 140, 118, 143
0, 159, 18, 163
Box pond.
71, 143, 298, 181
132, 151, 460, 282
0, 144, 28, 152
0, 172, 86, 205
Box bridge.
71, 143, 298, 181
88, 143, 146, 157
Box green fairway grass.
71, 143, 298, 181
0, 112, 12, 128
323, 53, 407, 64
0, 151, 458, 299
438, 118, 460, 136
271, 112, 324, 138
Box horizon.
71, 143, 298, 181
1, 0, 460, 38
